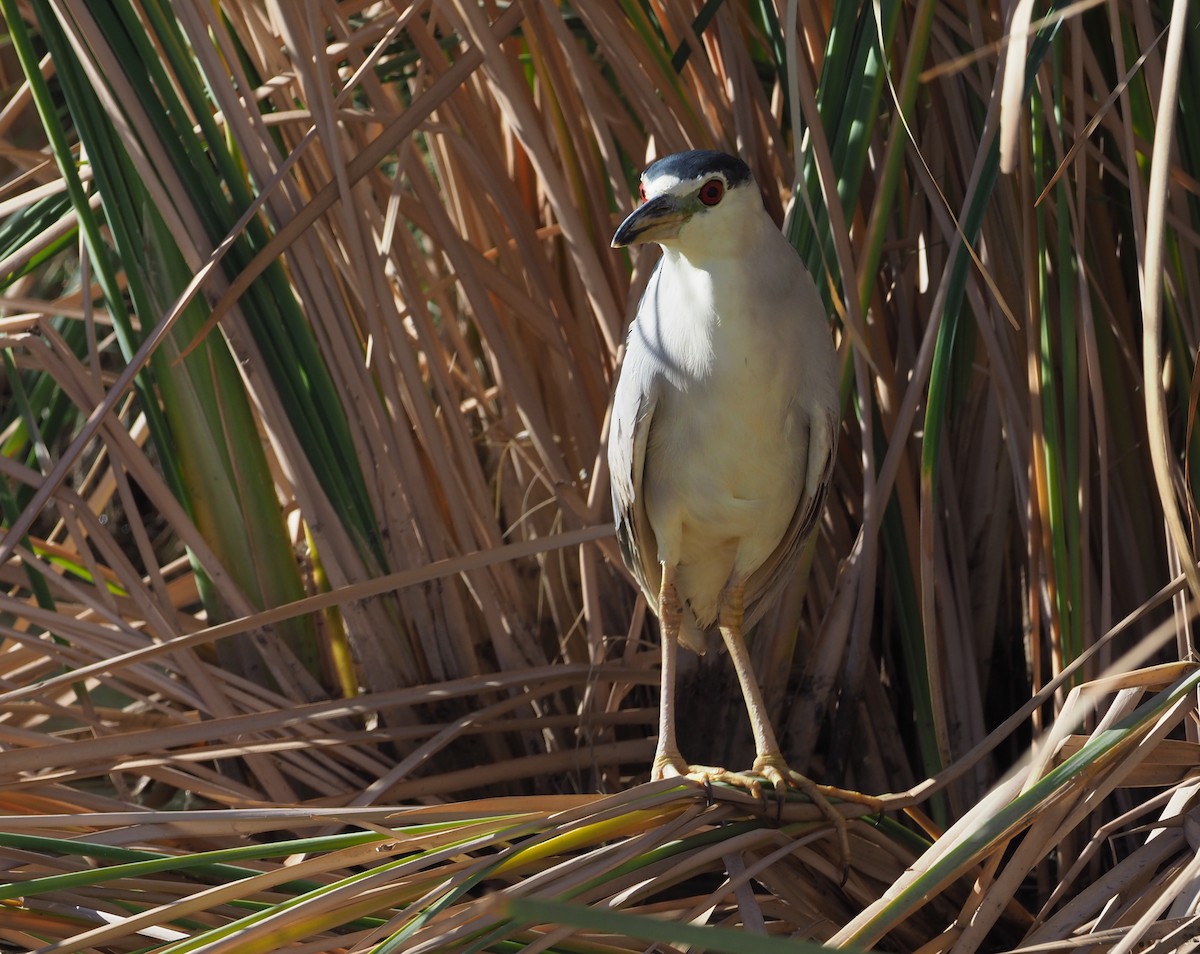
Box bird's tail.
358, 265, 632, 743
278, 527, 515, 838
679, 610, 710, 655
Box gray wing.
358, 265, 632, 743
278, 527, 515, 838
609, 274, 664, 610
743, 402, 838, 627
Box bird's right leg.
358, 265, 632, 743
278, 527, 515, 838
651, 563, 692, 780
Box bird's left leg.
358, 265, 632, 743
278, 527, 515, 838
715, 578, 851, 865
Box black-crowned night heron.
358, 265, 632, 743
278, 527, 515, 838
609, 149, 847, 834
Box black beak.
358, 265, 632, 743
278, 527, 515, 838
611, 194, 690, 248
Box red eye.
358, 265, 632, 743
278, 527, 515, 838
699, 178, 725, 206
638, 181, 648, 202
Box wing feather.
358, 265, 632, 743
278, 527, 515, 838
609, 271, 664, 610
742, 403, 838, 628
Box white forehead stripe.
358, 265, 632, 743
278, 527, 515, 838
641, 172, 723, 199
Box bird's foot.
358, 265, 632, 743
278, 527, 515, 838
653, 756, 874, 879
653, 756, 746, 802
743, 755, 857, 884
752, 755, 884, 811
651, 754, 726, 783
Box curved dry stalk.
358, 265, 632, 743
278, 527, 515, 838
1, 0, 1200, 950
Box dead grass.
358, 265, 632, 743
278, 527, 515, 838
1, 0, 1199, 950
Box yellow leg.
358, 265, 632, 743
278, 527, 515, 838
716, 578, 852, 874
650, 564, 690, 780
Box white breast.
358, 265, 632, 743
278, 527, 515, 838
638, 245, 818, 626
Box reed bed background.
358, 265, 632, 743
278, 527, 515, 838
1, 0, 1199, 950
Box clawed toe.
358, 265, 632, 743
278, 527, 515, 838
720, 758, 854, 883
652, 758, 729, 807
654, 753, 869, 883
